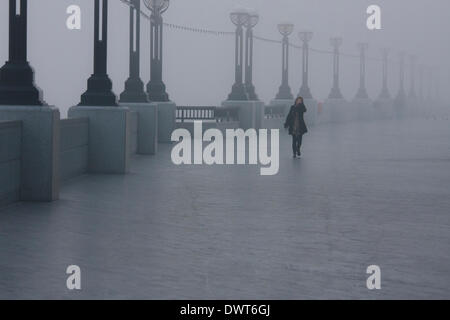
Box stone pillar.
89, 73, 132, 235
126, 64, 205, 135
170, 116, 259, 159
155, 101, 176, 143
222, 100, 264, 130
0, 106, 60, 201
68, 106, 131, 173
120, 103, 159, 153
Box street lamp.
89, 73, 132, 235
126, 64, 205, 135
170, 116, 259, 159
227, 8, 249, 101
0, 0, 43, 105
120, 0, 148, 103
275, 23, 294, 100
379, 48, 391, 99
298, 31, 313, 99
394, 52, 406, 109
328, 37, 343, 99
408, 54, 417, 99
79, 0, 117, 106
355, 42, 369, 99
144, 0, 170, 102
244, 11, 259, 101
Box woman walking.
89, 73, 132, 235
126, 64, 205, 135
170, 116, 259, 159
284, 97, 308, 158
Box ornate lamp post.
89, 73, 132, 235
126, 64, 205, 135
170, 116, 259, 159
408, 54, 417, 99
275, 23, 294, 100
355, 42, 369, 99
244, 11, 259, 101
0, 0, 43, 105
79, 0, 117, 106
328, 37, 343, 99
379, 48, 391, 99
227, 9, 249, 101
395, 52, 406, 105
144, 0, 170, 102
120, 0, 148, 103
298, 31, 313, 99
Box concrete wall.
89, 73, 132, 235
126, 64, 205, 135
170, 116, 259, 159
0, 121, 21, 207
60, 118, 88, 182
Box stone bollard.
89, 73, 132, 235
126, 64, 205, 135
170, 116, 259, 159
68, 106, 131, 174
119, 103, 158, 155
222, 100, 265, 130
154, 102, 176, 143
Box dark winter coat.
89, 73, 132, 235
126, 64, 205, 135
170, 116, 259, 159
284, 104, 308, 136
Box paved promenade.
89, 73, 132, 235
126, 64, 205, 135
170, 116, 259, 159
1, 118, 449, 299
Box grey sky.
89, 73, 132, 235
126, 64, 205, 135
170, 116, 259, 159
0, 0, 449, 115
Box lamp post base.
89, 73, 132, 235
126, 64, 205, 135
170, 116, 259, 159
275, 85, 293, 101
355, 88, 369, 100
298, 85, 313, 100
79, 74, 118, 107
120, 77, 148, 103
245, 83, 259, 101
0, 61, 43, 106
328, 87, 344, 100
147, 81, 170, 102
227, 83, 249, 101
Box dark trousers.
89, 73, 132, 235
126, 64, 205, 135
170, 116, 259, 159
292, 134, 303, 155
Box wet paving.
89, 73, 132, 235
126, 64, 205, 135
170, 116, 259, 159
0, 118, 449, 299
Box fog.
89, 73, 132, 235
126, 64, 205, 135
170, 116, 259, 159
0, 0, 449, 116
